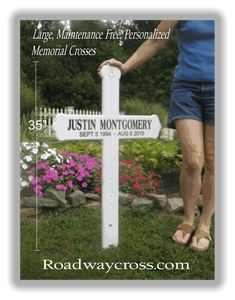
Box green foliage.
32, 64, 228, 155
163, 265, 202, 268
52, 139, 182, 176
20, 113, 34, 141
121, 98, 167, 126
52, 141, 102, 158
20, 112, 47, 142
70, 72, 100, 110
158, 141, 183, 172
20, 207, 214, 280
20, 82, 43, 116
120, 139, 182, 174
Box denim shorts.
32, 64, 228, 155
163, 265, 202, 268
167, 79, 215, 129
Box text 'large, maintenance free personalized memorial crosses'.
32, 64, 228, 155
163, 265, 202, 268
53, 65, 161, 248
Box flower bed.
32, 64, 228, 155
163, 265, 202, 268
20, 142, 161, 198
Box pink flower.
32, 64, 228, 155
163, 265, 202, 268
31, 177, 41, 185
56, 184, 67, 191
33, 185, 43, 197
37, 162, 47, 170
86, 161, 96, 170
70, 152, 78, 157
67, 180, 74, 189
37, 191, 43, 197
41, 169, 58, 183
61, 151, 68, 156
80, 154, 89, 160
56, 184, 63, 190
42, 175, 52, 184
34, 185, 43, 191
77, 164, 85, 172
77, 175, 83, 181
68, 158, 75, 166
28, 167, 35, 176
82, 182, 87, 188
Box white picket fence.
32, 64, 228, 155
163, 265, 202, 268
36, 106, 101, 137
36, 106, 175, 140
160, 127, 176, 141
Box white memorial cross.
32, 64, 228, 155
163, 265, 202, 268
53, 65, 161, 248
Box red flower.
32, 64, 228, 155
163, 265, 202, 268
134, 176, 139, 182
133, 183, 142, 191
94, 186, 101, 193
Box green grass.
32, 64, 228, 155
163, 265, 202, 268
20, 207, 214, 280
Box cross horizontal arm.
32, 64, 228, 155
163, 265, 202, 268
53, 114, 161, 141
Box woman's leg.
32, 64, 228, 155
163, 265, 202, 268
172, 119, 204, 244
190, 124, 215, 249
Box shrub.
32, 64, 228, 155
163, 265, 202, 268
120, 139, 182, 174
54, 141, 102, 159
21, 112, 35, 142
21, 81, 43, 116
20, 112, 48, 142
121, 98, 167, 127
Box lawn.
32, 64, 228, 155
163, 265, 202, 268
20, 206, 214, 280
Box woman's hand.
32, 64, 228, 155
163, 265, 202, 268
97, 58, 127, 75
97, 21, 178, 76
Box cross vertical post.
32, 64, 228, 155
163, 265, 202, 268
100, 66, 121, 248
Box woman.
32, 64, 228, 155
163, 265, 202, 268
97, 20, 215, 252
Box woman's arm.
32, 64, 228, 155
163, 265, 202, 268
97, 20, 178, 74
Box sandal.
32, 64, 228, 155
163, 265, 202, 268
189, 229, 212, 252
172, 223, 195, 245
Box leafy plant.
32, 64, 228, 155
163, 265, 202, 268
20, 112, 48, 142
120, 139, 182, 174
54, 141, 102, 158
20, 81, 43, 116
121, 98, 167, 126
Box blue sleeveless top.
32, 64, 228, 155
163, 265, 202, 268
174, 20, 215, 82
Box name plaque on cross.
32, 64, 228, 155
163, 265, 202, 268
53, 65, 161, 248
